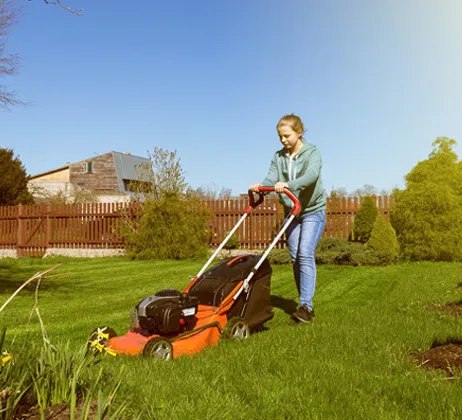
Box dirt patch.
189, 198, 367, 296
428, 301, 462, 317
14, 401, 97, 420
411, 340, 462, 377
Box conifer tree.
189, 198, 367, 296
0, 148, 34, 205
391, 137, 462, 261
366, 213, 400, 263
352, 196, 379, 243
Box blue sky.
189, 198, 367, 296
1, 0, 461, 195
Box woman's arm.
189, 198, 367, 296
261, 154, 279, 186
287, 149, 322, 191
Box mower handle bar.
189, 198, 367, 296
193, 186, 301, 280
248, 186, 301, 216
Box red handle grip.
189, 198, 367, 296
247, 187, 301, 216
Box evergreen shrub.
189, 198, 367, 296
351, 196, 379, 243
124, 195, 212, 260
366, 214, 400, 264
123, 147, 213, 260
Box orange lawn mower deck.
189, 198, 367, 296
89, 187, 301, 360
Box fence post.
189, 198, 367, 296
17, 204, 24, 256
46, 203, 52, 250
249, 200, 253, 250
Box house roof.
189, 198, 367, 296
29, 152, 152, 193
112, 151, 151, 193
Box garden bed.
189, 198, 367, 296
411, 341, 462, 377
428, 301, 462, 317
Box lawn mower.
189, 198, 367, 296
89, 187, 301, 360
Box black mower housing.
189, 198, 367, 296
135, 291, 199, 335
133, 254, 273, 335
188, 254, 274, 329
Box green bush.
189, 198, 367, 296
316, 238, 397, 266
267, 248, 292, 265
351, 196, 379, 243
123, 146, 213, 260
267, 239, 392, 266
223, 233, 240, 250
316, 238, 348, 252
391, 137, 462, 261
366, 214, 400, 264
124, 195, 212, 260
315, 240, 376, 266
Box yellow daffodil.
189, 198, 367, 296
89, 327, 117, 356
0, 354, 12, 366
104, 347, 118, 357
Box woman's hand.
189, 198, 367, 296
248, 183, 262, 192
274, 182, 289, 193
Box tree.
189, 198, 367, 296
0, 0, 22, 109
390, 137, 462, 261
353, 184, 378, 197
0, 148, 34, 205
133, 146, 188, 201
330, 185, 390, 198
194, 182, 233, 200
329, 186, 349, 198
1, 0, 81, 110
31, 1, 83, 15
366, 213, 400, 264
351, 196, 379, 243
123, 147, 212, 260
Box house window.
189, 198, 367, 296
81, 161, 93, 173
123, 180, 133, 191
123, 179, 151, 193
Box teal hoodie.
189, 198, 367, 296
261, 142, 326, 215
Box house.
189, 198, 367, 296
28, 151, 151, 203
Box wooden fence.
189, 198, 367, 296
0, 196, 392, 257
206, 195, 392, 248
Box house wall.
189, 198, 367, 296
31, 168, 70, 182
29, 181, 73, 198
28, 168, 73, 199
70, 152, 120, 194
97, 194, 131, 203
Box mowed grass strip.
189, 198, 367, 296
1, 258, 461, 419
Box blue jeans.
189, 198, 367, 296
286, 210, 326, 310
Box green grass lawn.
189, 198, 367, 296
1, 257, 461, 419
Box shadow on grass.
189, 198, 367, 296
271, 295, 297, 315
0, 263, 68, 295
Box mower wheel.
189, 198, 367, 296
222, 317, 250, 340
143, 338, 173, 360
88, 326, 117, 350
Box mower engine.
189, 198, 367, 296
131, 289, 199, 335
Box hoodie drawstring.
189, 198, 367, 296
288, 156, 297, 181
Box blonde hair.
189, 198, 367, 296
276, 114, 305, 136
